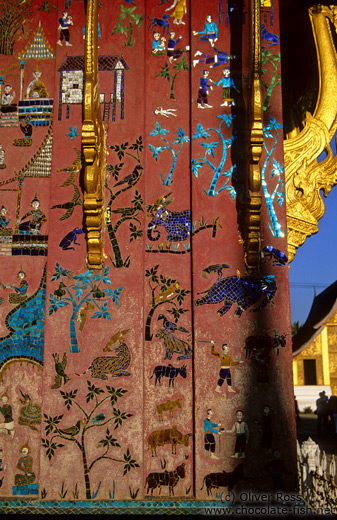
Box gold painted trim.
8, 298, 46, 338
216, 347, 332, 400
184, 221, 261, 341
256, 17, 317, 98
82, 0, 105, 269
285, 5, 337, 262
244, 0, 263, 270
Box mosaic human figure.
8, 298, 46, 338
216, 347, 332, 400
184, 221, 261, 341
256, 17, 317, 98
166, 0, 187, 25
14, 443, 35, 486
193, 47, 232, 68
26, 67, 49, 99
255, 404, 273, 451
17, 194, 46, 235
204, 408, 223, 460
152, 32, 166, 55
210, 68, 239, 107
211, 343, 243, 394
2, 268, 29, 305
0, 145, 5, 169
226, 410, 249, 459
0, 392, 15, 439
57, 10, 73, 47
193, 14, 218, 47
1, 85, 17, 113
197, 70, 213, 109
167, 31, 184, 62
0, 206, 10, 229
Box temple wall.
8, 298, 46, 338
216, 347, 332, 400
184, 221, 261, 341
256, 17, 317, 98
0, 0, 297, 504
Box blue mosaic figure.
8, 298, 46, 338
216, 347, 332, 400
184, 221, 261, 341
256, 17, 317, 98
13, 443, 38, 496
197, 70, 213, 109
204, 408, 222, 459
210, 68, 239, 107
2, 268, 28, 305
194, 272, 277, 317
193, 14, 218, 47
147, 205, 191, 242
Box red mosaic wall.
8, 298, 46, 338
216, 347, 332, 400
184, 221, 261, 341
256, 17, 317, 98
0, 0, 297, 501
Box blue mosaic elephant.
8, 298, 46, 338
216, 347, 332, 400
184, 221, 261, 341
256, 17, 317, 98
147, 208, 191, 242
194, 275, 277, 317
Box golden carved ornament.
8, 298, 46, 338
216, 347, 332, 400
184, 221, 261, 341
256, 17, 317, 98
82, 0, 105, 269
285, 5, 337, 262
243, 0, 263, 271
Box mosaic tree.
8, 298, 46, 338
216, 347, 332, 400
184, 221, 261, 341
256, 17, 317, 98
148, 123, 189, 185
105, 136, 144, 268
0, 0, 33, 55
112, 4, 144, 47
49, 263, 123, 353
191, 114, 236, 198
262, 116, 285, 237
262, 50, 281, 112
156, 56, 189, 100
145, 265, 190, 341
42, 382, 138, 499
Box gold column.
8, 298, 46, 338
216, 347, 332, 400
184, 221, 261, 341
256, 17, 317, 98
244, 0, 263, 270
82, 0, 105, 269
321, 326, 330, 386
292, 359, 298, 386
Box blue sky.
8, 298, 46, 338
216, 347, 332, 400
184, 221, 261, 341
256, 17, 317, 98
289, 185, 337, 325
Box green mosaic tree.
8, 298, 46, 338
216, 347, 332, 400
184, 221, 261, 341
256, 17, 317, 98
0, 0, 33, 55
105, 136, 144, 268
42, 382, 138, 499
145, 265, 190, 341
112, 4, 143, 47
156, 57, 189, 100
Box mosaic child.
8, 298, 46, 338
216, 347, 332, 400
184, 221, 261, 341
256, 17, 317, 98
17, 194, 46, 235
193, 14, 218, 47
0, 392, 15, 439
57, 11, 73, 47
226, 409, 249, 459
204, 408, 223, 460
197, 70, 213, 109
210, 68, 239, 107
14, 443, 35, 486
211, 343, 243, 393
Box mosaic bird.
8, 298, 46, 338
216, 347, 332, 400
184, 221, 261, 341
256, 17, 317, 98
110, 207, 139, 217
54, 281, 67, 300
56, 420, 82, 437
57, 148, 82, 182
147, 192, 173, 217
201, 264, 231, 279
103, 329, 130, 351
92, 413, 106, 424
113, 165, 142, 187
51, 184, 83, 221
154, 282, 180, 304
51, 352, 70, 389
157, 314, 189, 334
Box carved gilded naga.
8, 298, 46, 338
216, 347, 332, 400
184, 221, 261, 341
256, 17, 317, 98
285, 5, 337, 262
243, 0, 263, 271
82, 0, 105, 268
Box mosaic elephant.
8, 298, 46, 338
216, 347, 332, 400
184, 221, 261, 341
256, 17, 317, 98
147, 208, 191, 242
194, 275, 277, 317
